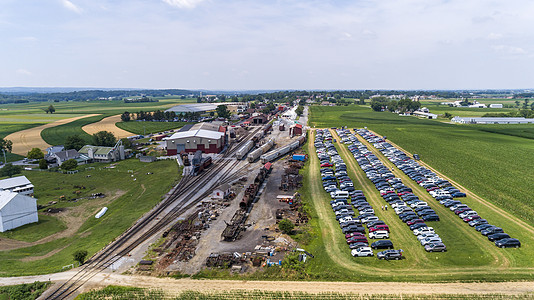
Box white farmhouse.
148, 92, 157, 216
0, 191, 38, 232
0, 175, 34, 196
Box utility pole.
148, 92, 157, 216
2, 149, 6, 165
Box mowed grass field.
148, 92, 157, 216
310, 105, 534, 226
115, 121, 192, 135
0, 123, 40, 162
0, 159, 180, 276
292, 129, 534, 282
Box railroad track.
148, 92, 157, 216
44, 126, 263, 299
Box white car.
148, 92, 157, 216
395, 206, 411, 214
450, 204, 468, 211
338, 216, 354, 223
413, 227, 434, 236
351, 247, 374, 257
421, 237, 442, 246
369, 230, 389, 239
459, 211, 477, 219
361, 216, 379, 224
410, 202, 428, 209
417, 233, 439, 241
391, 202, 407, 209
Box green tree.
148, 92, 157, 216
370, 97, 389, 112
61, 159, 78, 170
73, 249, 88, 265
65, 135, 87, 151
359, 97, 366, 105
515, 100, 520, 108
121, 111, 131, 122
216, 105, 230, 119
443, 112, 453, 119
39, 158, 48, 169
93, 131, 117, 147
48, 105, 56, 114
0, 137, 13, 153
0, 163, 22, 177
120, 138, 132, 149
27, 148, 44, 160
278, 219, 294, 235
295, 105, 304, 116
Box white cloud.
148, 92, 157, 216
16, 69, 32, 76
60, 0, 82, 13
487, 33, 503, 40
492, 45, 527, 55
163, 0, 205, 9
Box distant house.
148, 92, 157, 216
0, 191, 38, 232
46, 145, 65, 156
250, 114, 268, 125
469, 103, 486, 108
50, 149, 87, 165
489, 104, 503, 108
413, 111, 438, 119
79, 144, 125, 163
0, 176, 34, 196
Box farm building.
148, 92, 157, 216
451, 116, 534, 124
79, 144, 125, 163
164, 129, 225, 155
413, 111, 438, 119
0, 191, 38, 232
48, 149, 91, 167
212, 183, 231, 199
289, 124, 303, 137
0, 176, 34, 196
489, 104, 504, 108
165, 103, 218, 114
250, 114, 268, 124
139, 155, 157, 163
469, 103, 486, 108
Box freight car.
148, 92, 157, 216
247, 138, 275, 162
193, 157, 212, 174
235, 140, 254, 160
260, 134, 306, 164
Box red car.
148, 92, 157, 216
454, 207, 471, 215
463, 215, 481, 222
406, 219, 424, 226
347, 236, 368, 244
321, 162, 333, 167
345, 232, 365, 239
369, 225, 390, 232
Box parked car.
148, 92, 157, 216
424, 242, 447, 252
369, 225, 390, 232
413, 227, 434, 236
369, 230, 389, 239
409, 223, 428, 231
351, 247, 374, 257
488, 233, 511, 242
371, 240, 394, 249
422, 214, 440, 221
481, 227, 504, 236
495, 238, 521, 248
377, 249, 404, 260
421, 237, 442, 246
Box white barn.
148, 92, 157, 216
0, 191, 38, 232
0, 175, 34, 196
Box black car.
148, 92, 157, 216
371, 240, 394, 249
409, 223, 428, 230
475, 223, 494, 232
342, 225, 365, 234
495, 238, 521, 248
488, 233, 511, 242
422, 214, 440, 221
367, 220, 386, 228
377, 249, 404, 260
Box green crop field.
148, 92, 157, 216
115, 121, 192, 135
75, 286, 534, 300
40, 114, 109, 146
0, 123, 41, 162
0, 281, 50, 300
0, 159, 180, 276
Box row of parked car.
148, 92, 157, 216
339, 129, 446, 252
357, 128, 521, 249
315, 129, 404, 260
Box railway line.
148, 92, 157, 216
43, 126, 262, 299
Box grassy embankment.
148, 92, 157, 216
115, 121, 192, 135
0, 159, 180, 276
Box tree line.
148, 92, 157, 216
370, 97, 421, 113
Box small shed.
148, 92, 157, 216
0, 191, 38, 232
139, 156, 157, 163
289, 124, 303, 137
212, 183, 231, 199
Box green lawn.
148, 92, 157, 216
310, 105, 534, 227
40, 114, 108, 146
0, 281, 50, 300
115, 121, 192, 135
0, 215, 67, 242
0, 123, 42, 162
0, 159, 180, 276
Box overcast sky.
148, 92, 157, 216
1, 0, 534, 90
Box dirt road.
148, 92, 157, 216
5, 114, 99, 155
4, 272, 534, 296
82, 115, 133, 139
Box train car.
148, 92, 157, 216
194, 156, 212, 174
260, 137, 304, 163
191, 150, 202, 166
236, 140, 254, 160
247, 139, 274, 162
263, 123, 272, 134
